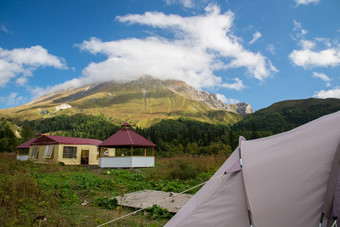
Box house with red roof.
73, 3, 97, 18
27, 135, 103, 165
98, 122, 156, 168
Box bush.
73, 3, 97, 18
59, 162, 65, 166
94, 197, 118, 209
145, 205, 174, 220
169, 160, 197, 180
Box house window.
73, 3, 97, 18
44, 145, 54, 158
63, 146, 77, 158
31, 147, 39, 160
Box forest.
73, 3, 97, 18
2, 98, 340, 156
1, 113, 271, 156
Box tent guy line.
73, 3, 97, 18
96, 172, 227, 227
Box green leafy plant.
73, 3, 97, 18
94, 197, 118, 209
145, 205, 174, 220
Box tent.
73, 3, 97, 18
165, 111, 340, 227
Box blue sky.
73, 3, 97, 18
0, 0, 339, 111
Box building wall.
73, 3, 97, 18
29, 144, 99, 165
105, 148, 116, 157
29, 145, 59, 164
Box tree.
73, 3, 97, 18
21, 124, 34, 142
0, 119, 18, 152
250, 123, 258, 139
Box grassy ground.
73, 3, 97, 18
0, 153, 228, 226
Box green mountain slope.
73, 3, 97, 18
0, 77, 244, 127
232, 98, 340, 134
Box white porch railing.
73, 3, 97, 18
17, 155, 29, 161
98, 156, 155, 168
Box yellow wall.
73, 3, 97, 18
108, 148, 115, 156
29, 144, 99, 165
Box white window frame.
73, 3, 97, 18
31, 147, 39, 160
44, 145, 54, 159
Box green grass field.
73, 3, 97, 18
0, 153, 228, 226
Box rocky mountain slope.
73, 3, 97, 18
0, 76, 250, 127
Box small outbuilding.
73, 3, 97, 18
28, 135, 102, 165
98, 122, 156, 168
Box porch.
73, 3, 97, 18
98, 156, 155, 168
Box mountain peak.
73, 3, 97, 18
127, 75, 164, 87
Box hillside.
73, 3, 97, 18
232, 98, 340, 134
0, 76, 248, 127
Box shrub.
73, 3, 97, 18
169, 160, 197, 180
94, 197, 118, 209
145, 205, 173, 220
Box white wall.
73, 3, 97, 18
98, 156, 155, 168
17, 155, 29, 161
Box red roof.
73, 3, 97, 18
31, 135, 102, 146
16, 137, 39, 149
121, 122, 131, 127
99, 129, 156, 147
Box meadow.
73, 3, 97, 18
0, 153, 228, 226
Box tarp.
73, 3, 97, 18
165, 110, 340, 227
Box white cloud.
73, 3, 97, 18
295, 0, 320, 6
312, 72, 331, 82
289, 45, 340, 68
83, 6, 275, 85
293, 20, 308, 39
266, 44, 276, 55
34, 5, 276, 99
0, 46, 67, 87
78, 37, 219, 88
249, 32, 262, 45
314, 87, 340, 99
290, 22, 340, 69
221, 78, 245, 91
300, 40, 316, 49
0, 92, 25, 106
29, 77, 84, 99
216, 93, 239, 104
0, 59, 22, 86
0, 24, 9, 33
16, 76, 29, 86
165, 0, 195, 8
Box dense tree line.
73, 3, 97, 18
137, 118, 235, 157
23, 114, 120, 141
0, 118, 19, 152
232, 103, 340, 134
21, 115, 240, 156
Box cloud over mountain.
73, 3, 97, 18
71, 5, 276, 91
0, 46, 67, 87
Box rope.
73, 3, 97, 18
331, 220, 337, 227
97, 172, 226, 227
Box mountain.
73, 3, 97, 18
0, 76, 250, 127
232, 98, 340, 134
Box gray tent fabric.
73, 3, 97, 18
165, 111, 340, 227
329, 168, 340, 227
